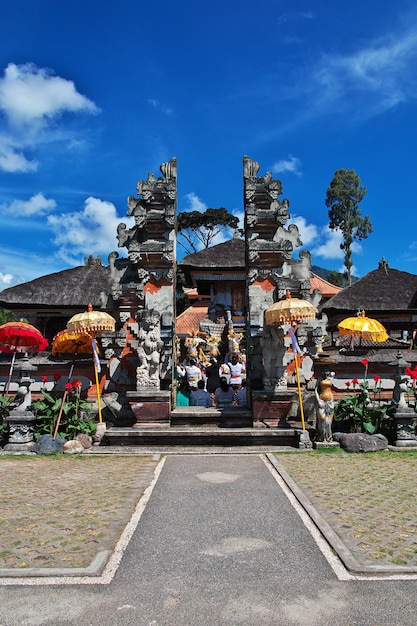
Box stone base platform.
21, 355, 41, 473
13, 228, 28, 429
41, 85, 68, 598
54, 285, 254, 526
102, 425, 298, 447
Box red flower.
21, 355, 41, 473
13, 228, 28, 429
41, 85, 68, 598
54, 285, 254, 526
53, 373, 62, 382
41, 375, 48, 383
406, 367, 412, 376
373, 375, 381, 383
345, 380, 351, 387
65, 383, 73, 392
361, 359, 369, 366
352, 378, 359, 385
410, 370, 417, 381
73, 379, 82, 389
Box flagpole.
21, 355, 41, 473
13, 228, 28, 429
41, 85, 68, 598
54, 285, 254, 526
294, 353, 306, 431
53, 363, 75, 439
288, 327, 306, 431
94, 361, 103, 423
92, 339, 103, 423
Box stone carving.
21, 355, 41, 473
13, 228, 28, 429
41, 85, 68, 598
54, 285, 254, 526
13, 376, 33, 413
136, 309, 163, 390
315, 372, 335, 442
243, 155, 260, 178
8, 420, 33, 444
260, 325, 287, 389
273, 223, 302, 248
102, 392, 136, 426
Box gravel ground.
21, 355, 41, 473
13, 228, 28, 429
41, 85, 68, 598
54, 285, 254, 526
0, 454, 160, 570
274, 448, 417, 568
0, 448, 416, 573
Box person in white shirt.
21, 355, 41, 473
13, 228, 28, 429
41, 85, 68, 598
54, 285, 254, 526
225, 353, 246, 389
178, 358, 201, 390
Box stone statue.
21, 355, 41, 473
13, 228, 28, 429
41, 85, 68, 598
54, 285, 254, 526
14, 376, 33, 413
136, 309, 163, 389
315, 371, 335, 442
260, 325, 287, 389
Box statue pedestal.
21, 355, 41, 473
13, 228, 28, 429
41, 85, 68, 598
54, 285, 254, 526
127, 390, 171, 425
392, 408, 417, 447
252, 389, 298, 428
5, 410, 37, 452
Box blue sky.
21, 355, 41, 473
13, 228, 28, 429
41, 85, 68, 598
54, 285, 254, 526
1, 0, 417, 288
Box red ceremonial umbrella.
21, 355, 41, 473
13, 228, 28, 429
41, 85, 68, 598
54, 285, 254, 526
0, 320, 48, 394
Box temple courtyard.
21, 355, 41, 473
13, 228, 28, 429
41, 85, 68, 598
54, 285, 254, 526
0, 449, 416, 625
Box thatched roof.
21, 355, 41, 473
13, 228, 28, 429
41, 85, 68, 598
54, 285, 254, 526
180, 238, 245, 268
322, 266, 417, 315
0, 264, 112, 310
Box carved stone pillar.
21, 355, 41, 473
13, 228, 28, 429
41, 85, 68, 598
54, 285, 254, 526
243, 156, 325, 430
108, 158, 177, 423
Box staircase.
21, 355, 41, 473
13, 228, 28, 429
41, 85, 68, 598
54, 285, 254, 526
102, 407, 299, 447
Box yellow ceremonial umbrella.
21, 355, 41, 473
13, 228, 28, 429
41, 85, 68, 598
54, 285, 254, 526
67, 305, 116, 423
265, 291, 317, 325
338, 309, 389, 344
66, 303, 116, 334
265, 291, 317, 430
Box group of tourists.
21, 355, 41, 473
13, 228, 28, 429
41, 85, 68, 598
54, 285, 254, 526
176, 353, 247, 408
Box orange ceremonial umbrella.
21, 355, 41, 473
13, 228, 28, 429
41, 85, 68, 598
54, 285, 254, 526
51, 329, 96, 439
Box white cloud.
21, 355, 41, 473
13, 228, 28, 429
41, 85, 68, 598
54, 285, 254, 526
311, 226, 362, 262
47, 196, 133, 265
313, 27, 417, 114
0, 63, 99, 128
182, 192, 207, 213
290, 215, 318, 246
0, 271, 14, 287
2, 193, 56, 216
0, 140, 38, 172
271, 155, 302, 176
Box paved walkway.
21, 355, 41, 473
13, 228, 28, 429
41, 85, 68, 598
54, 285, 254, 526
0, 454, 416, 625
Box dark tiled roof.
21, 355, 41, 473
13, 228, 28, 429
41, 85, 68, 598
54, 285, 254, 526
0, 265, 112, 309
322, 266, 417, 313
180, 238, 245, 268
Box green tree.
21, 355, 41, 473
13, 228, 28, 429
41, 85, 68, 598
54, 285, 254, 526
325, 169, 372, 285
177, 207, 239, 255
0, 308, 17, 325
326, 270, 345, 287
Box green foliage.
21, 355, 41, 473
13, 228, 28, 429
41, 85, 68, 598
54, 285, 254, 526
326, 270, 346, 287
325, 168, 372, 285
177, 207, 239, 254
0, 308, 18, 325
0, 395, 14, 441
333, 360, 389, 435
176, 266, 187, 315
32, 384, 97, 440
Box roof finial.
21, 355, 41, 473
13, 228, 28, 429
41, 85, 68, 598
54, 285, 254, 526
378, 257, 389, 274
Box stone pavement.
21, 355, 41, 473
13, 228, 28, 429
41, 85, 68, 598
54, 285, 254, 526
0, 450, 416, 625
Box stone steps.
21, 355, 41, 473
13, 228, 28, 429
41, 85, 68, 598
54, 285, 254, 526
102, 422, 298, 448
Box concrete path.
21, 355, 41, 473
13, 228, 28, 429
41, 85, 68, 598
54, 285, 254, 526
0, 454, 416, 625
